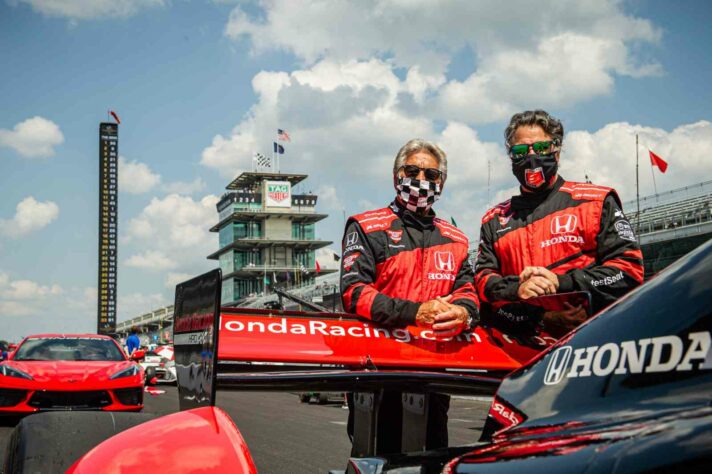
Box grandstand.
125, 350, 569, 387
624, 180, 712, 277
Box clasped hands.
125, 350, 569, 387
518, 266, 587, 335
415, 295, 470, 340
517, 266, 559, 299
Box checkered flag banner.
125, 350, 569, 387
254, 152, 271, 168
397, 178, 440, 213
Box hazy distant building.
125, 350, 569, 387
208, 171, 336, 304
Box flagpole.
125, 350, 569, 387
487, 159, 491, 206
636, 134, 640, 239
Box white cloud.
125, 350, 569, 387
0, 271, 66, 325
316, 185, 343, 212
0, 116, 64, 158
562, 120, 712, 205
118, 157, 207, 195
162, 177, 207, 195
13, 0, 166, 20
1, 280, 63, 300
124, 194, 220, 277
225, 0, 661, 112
119, 156, 162, 194
125, 250, 177, 271
316, 247, 341, 271
164, 272, 193, 289
0, 196, 59, 238
117, 292, 168, 322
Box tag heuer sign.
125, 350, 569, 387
265, 181, 291, 208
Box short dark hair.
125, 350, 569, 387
130, 326, 138, 334
504, 110, 564, 148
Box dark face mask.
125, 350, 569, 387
512, 152, 558, 192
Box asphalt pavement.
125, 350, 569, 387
1, 387, 490, 473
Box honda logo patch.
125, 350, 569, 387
551, 214, 578, 234
345, 232, 358, 246
434, 251, 455, 272
544, 346, 572, 385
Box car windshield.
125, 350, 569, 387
13, 337, 126, 361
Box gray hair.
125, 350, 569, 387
392, 138, 447, 178
504, 110, 564, 148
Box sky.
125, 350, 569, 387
1, 0, 711, 341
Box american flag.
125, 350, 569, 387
277, 129, 291, 142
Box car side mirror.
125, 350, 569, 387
131, 350, 145, 360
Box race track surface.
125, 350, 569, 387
0, 387, 490, 473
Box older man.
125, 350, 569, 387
340, 138, 479, 453
475, 110, 643, 334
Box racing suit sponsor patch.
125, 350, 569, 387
387, 229, 403, 243
591, 271, 624, 287
343, 252, 361, 271
614, 220, 636, 242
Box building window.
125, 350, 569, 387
293, 250, 315, 268
235, 221, 262, 239
292, 223, 315, 240
219, 252, 234, 274
233, 278, 262, 299
219, 225, 234, 248
273, 247, 287, 266
233, 250, 261, 270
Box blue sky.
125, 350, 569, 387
1, 0, 711, 341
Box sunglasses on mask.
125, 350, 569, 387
509, 140, 557, 159
400, 165, 443, 181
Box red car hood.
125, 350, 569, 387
8, 360, 134, 383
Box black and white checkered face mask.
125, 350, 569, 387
395, 177, 441, 213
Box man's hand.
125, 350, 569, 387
431, 301, 470, 340
517, 275, 557, 299
519, 266, 560, 290
415, 296, 452, 327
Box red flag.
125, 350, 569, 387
649, 150, 668, 173
315, 261, 321, 274
110, 110, 121, 124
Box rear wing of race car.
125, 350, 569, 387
173, 270, 523, 456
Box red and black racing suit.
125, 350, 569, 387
340, 199, 479, 453
475, 177, 644, 322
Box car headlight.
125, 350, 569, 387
110, 365, 140, 380
0, 364, 33, 380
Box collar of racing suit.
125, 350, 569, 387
390, 199, 435, 230
511, 175, 566, 211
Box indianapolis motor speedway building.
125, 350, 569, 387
117, 170, 338, 340
117, 179, 712, 340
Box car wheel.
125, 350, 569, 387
317, 393, 328, 405
2, 411, 157, 474
145, 367, 157, 385
299, 393, 310, 403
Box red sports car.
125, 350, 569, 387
0, 334, 144, 413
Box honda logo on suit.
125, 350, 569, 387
434, 251, 455, 272
551, 214, 577, 234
